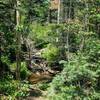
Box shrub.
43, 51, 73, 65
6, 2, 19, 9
42, 44, 60, 65
0, 74, 29, 99
20, 62, 31, 80
10, 62, 31, 80
0, 74, 18, 95
47, 54, 100, 100
38, 83, 49, 91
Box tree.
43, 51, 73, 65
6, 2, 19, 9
15, 0, 21, 80
0, 0, 16, 75
47, 0, 100, 99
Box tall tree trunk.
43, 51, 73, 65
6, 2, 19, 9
57, 0, 60, 24
66, 0, 72, 61
80, 0, 89, 51
15, 0, 21, 80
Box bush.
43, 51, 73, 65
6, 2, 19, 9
10, 62, 31, 80
0, 74, 29, 99
0, 74, 18, 96
20, 62, 31, 80
47, 54, 100, 100
42, 44, 60, 65
38, 83, 49, 91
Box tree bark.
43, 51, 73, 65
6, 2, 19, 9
15, 0, 21, 80
57, 0, 61, 24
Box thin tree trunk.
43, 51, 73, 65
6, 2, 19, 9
66, 0, 72, 61
85, 1, 89, 32
80, 0, 89, 51
15, 0, 21, 80
57, 0, 60, 24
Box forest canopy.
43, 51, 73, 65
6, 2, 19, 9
0, 0, 100, 100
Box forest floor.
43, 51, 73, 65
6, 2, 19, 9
26, 93, 47, 100
25, 84, 48, 100
25, 72, 52, 100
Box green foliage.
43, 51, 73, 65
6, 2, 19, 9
28, 23, 51, 48
48, 35, 100, 100
1, 0, 100, 99
15, 82, 29, 97
48, 52, 100, 100
10, 62, 31, 80
42, 44, 60, 62
0, 75, 17, 95
1, 56, 10, 66
0, 74, 29, 98
21, 0, 49, 22
0, 75, 29, 100
20, 62, 31, 80
38, 83, 49, 91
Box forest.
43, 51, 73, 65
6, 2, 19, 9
0, 0, 100, 100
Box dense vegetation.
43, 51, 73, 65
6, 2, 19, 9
0, 0, 100, 100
